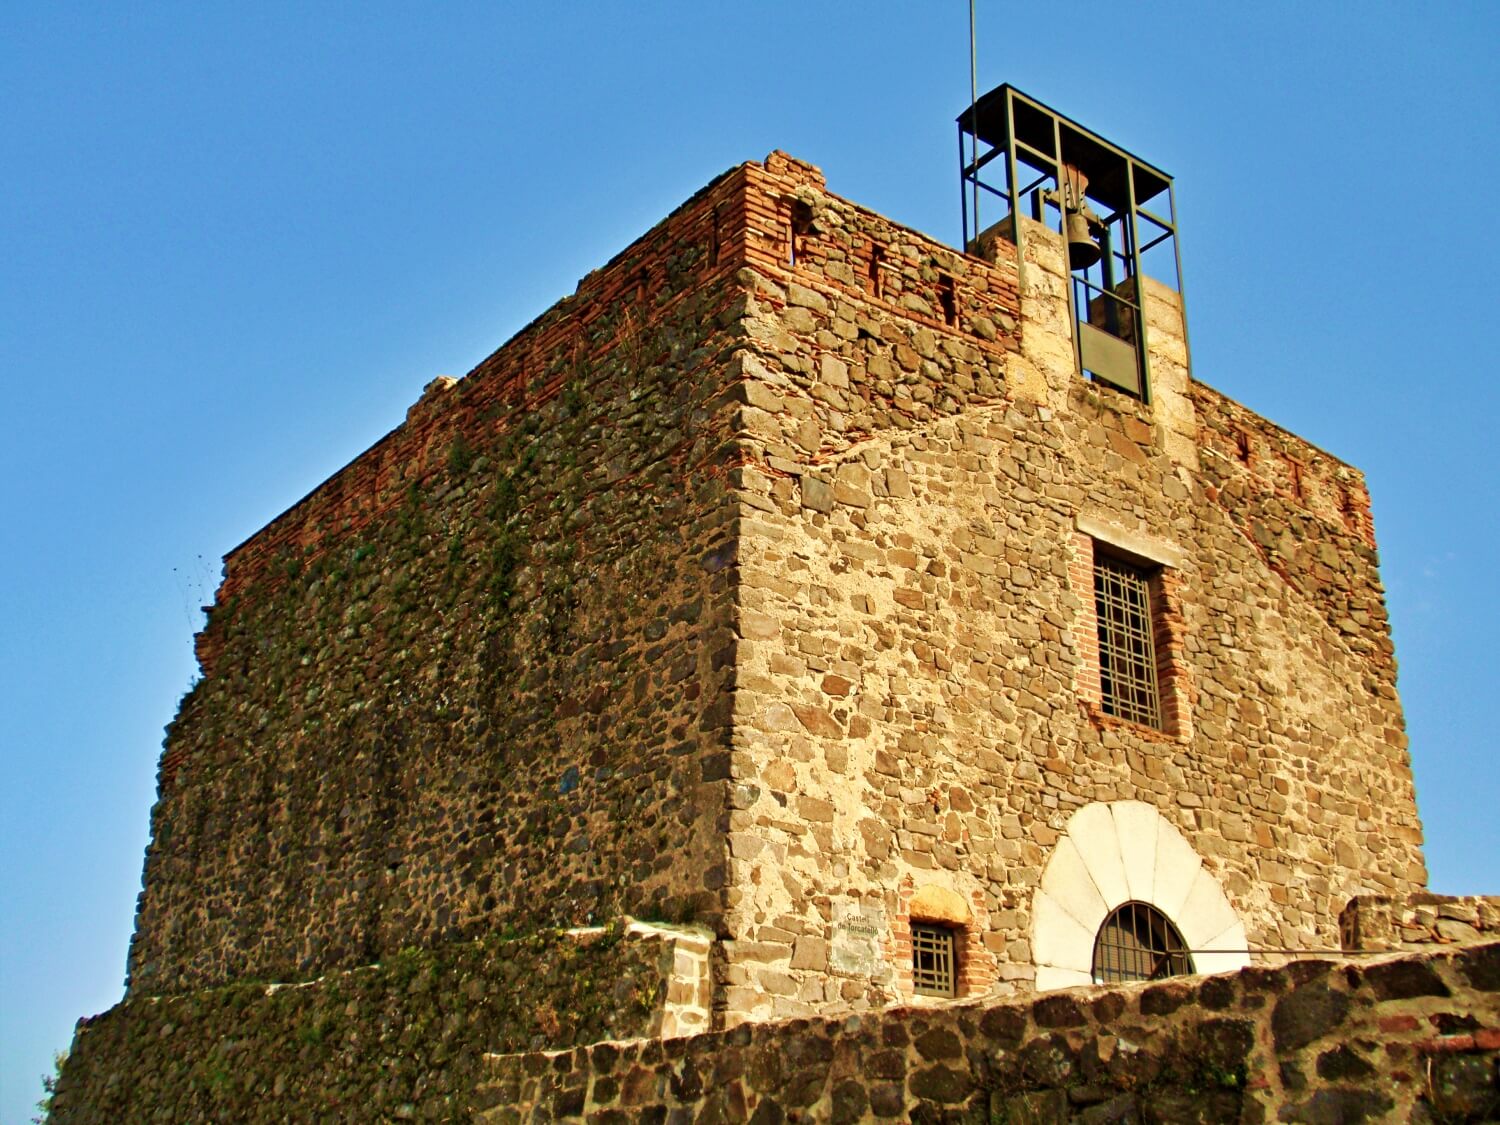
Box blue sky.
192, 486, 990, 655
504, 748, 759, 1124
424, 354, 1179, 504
2, 3, 1496, 1119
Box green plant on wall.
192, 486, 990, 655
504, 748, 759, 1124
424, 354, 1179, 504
385, 945, 436, 988
296, 1013, 334, 1048
446, 433, 475, 477
275, 547, 304, 582
31, 1049, 66, 1124
398, 480, 428, 540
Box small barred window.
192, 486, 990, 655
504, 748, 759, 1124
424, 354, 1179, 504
1092, 901, 1194, 984
1094, 553, 1162, 728
911, 923, 958, 997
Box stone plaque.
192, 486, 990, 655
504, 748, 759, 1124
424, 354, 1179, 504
830, 902, 887, 977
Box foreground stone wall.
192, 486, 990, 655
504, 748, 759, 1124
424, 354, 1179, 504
478, 942, 1500, 1123
52, 925, 692, 1125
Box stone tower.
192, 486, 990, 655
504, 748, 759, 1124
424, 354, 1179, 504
124, 96, 1423, 1032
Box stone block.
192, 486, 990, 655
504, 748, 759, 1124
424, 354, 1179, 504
1065, 803, 1130, 909
800, 476, 834, 512
1032, 891, 1095, 976
1038, 835, 1108, 931
1362, 957, 1451, 1001
1272, 982, 1350, 1052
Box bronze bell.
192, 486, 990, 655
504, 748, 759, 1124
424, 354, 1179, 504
1066, 208, 1101, 270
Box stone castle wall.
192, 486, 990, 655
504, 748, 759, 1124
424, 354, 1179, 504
125, 151, 1423, 1028
125, 150, 1035, 1000
717, 158, 1424, 1021
128, 163, 764, 995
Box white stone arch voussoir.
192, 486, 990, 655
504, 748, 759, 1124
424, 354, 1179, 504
1031, 800, 1250, 991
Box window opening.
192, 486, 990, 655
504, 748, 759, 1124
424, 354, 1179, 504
1094, 553, 1162, 728
1286, 457, 1305, 501
938, 274, 958, 327
869, 244, 886, 297
1338, 487, 1361, 533
911, 922, 958, 997
1339, 901, 1362, 952
1092, 901, 1193, 984
789, 200, 813, 267
1234, 429, 1253, 464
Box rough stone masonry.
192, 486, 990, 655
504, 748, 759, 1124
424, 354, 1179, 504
52, 141, 1453, 1120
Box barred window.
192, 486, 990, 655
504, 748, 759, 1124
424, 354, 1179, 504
1094, 553, 1162, 728
1092, 901, 1193, 984
911, 923, 958, 997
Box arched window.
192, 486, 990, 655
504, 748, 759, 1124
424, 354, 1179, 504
1092, 901, 1194, 984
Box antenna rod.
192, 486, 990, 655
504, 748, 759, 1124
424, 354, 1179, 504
969, 0, 979, 239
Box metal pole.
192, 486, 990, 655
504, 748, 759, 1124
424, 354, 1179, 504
1005, 89, 1025, 292
968, 0, 979, 239
1057, 113, 1083, 380
1169, 182, 1193, 379
958, 123, 969, 250
1124, 159, 1149, 403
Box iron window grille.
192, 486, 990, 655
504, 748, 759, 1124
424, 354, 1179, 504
1092, 901, 1194, 984
911, 923, 958, 998
1094, 553, 1163, 728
